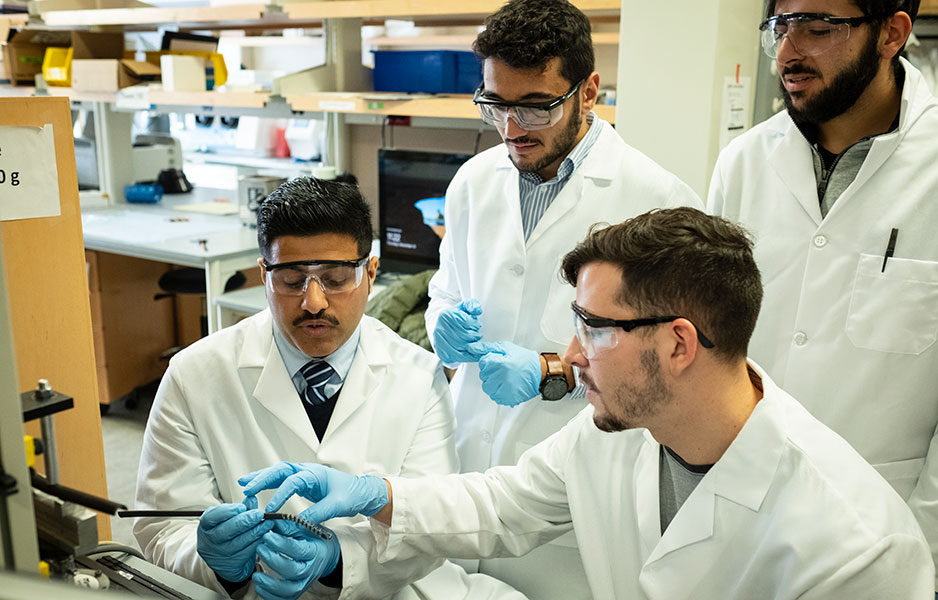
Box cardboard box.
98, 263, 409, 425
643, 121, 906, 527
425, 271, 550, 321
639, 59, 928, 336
72, 58, 160, 91
2, 29, 72, 85
69, 31, 160, 91
159, 53, 204, 92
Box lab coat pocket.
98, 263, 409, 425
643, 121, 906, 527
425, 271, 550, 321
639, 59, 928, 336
873, 457, 925, 500
539, 258, 576, 345
845, 254, 938, 354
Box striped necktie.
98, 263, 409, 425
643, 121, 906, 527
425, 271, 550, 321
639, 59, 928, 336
299, 359, 335, 406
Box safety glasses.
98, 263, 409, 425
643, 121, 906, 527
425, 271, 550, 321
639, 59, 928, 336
263, 256, 369, 296
759, 12, 877, 59
473, 79, 584, 131
571, 302, 714, 359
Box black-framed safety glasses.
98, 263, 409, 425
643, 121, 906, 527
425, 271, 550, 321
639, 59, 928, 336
571, 302, 715, 359
473, 79, 584, 131
263, 256, 370, 296
759, 12, 879, 59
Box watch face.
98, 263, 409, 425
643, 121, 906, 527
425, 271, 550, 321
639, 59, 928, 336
541, 377, 568, 401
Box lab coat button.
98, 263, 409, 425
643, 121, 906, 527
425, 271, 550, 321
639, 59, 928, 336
813, 235, 828, 248
510, 264, 525, 276
793, 331, 808, 346
481, 430, 492, 443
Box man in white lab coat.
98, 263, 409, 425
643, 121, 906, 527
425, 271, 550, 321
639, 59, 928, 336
243, 207, 935, 599
708, 0, 938, 589
425, 1, 700, 595
134, 178, 525, 600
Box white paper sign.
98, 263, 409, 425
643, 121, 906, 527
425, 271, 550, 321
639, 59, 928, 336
0, 124, 61, 222
719, 76, 752, 150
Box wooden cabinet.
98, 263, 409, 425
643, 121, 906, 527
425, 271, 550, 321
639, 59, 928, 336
86, 250, 176, 406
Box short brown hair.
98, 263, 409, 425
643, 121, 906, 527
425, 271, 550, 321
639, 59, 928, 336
561, 208, 762, 362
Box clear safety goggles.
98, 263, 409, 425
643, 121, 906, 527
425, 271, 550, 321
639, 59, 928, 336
759, 12, 877, 59
473, 79, 584, 131
263, 256, 369, 297
571, 302, 715, 360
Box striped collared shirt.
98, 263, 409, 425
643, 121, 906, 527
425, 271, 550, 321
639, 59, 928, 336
518, 112, 600, 241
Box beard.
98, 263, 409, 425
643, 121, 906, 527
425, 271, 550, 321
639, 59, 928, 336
508, 94, 582, 175
781, 30, 881, 126
593, 349, 671, 433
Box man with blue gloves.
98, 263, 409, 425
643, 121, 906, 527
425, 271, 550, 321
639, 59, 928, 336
246, 208, 936, 599
133, 178, 526, 600
433, 300, 553, 409
425, 0, 700, 596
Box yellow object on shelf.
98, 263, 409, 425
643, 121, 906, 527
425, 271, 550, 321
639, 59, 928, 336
23, 434, 37, 467
145, 50, 227, 88
42, 46, 73, 87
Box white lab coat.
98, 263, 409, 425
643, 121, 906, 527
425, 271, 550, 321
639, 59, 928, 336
134, 310, 526, 600
708, 58, 938, 586
425, 117, 701, 599
373, 364, 935, 599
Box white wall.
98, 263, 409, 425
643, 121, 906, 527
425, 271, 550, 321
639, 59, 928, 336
615, 1, 763, 198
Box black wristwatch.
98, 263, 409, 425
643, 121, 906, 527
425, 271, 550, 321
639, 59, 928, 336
539, 353, 570, 401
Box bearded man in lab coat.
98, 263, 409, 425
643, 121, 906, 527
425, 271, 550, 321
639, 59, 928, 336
133, 178, 525, 600
242, 207, 935, 599
425, 1, 700, 596
707, 0, 938, 590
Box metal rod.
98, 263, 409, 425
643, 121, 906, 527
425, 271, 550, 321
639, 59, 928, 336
39, 415, 58, 486
117, 510, 333, 541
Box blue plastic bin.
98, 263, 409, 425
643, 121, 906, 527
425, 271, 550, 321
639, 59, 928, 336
372, 50, 482, 94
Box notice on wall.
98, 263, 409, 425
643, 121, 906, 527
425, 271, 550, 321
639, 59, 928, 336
0, 124, 61, 222
719, 76, 752, 150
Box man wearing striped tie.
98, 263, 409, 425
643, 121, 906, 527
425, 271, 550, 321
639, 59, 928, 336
134, 177, 526, 600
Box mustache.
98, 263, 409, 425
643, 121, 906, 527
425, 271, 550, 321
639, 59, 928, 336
506, 136, 539, 145
782, 64, 820, 77
293, 310, 339, 327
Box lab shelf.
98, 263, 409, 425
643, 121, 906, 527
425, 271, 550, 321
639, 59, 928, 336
39, 3, 267, 27
30, 0, 619, 29
285, 91, 618, 123
284, 0, 620, 22
147, 89, 271, 109
364, 31, 619, 47
0, 85, 618, 123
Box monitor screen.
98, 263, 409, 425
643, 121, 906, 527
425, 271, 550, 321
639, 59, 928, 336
378, 149, 473, 274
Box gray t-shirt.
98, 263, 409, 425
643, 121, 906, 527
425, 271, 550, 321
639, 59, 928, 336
659, 445, 711, 534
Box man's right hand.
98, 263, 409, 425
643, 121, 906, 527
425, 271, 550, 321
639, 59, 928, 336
239, 462, 389, 526
432, 299, 485, 365
196, 496, 273, 583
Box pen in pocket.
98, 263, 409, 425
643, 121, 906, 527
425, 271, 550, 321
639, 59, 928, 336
881, 228, 899, 272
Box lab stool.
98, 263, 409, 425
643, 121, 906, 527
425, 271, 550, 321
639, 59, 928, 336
155, 267, 247, 339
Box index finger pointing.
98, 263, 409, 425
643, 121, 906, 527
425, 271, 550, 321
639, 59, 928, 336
265, 471, 323, 513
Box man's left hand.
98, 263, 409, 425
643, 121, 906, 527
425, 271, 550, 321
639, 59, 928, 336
253, 519, 341, 600
473, 341, 541, 407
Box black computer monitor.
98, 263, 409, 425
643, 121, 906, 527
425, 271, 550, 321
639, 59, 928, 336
377, 149, 473, 274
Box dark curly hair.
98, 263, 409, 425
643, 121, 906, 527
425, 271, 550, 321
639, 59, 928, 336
473, 0, 594, 86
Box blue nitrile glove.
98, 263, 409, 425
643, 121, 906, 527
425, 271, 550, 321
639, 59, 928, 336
432, 299, 485, 364
196, 496, 274, 583
473, 341, 541, 407
239, 462, 389, 525
253, 519, 341, 600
